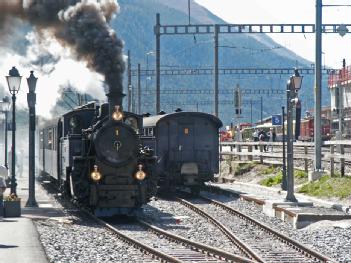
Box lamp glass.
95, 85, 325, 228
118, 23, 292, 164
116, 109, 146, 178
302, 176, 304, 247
292, 75, 303, 90
6, 76, 22, 94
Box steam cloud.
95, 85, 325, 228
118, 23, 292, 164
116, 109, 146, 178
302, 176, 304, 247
0, 0, 125, 103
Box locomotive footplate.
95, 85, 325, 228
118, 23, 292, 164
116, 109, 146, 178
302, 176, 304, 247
90, 184, 147, 210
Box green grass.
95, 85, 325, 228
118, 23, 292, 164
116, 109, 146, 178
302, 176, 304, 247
299, 175, 351, 199
295, 170, 308, 179
260, 172, 282, 187
261, 165, 276, 175
259, 169, 308, 187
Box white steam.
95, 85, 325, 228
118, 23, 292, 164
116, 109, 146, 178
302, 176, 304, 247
0, 31, 106, 118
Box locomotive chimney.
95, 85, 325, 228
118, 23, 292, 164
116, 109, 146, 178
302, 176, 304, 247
107, 88, 125, 119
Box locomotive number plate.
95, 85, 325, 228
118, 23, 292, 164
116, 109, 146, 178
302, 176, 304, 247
114, 141, 122, 151
115, 129, 119, 136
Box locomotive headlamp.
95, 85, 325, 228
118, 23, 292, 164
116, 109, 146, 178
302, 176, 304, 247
112, 105, 123, 121
134, 164, 146, 181
90, 165, 102, 182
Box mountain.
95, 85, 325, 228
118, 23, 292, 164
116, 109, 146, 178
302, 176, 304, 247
0, 0, 330, 126
113, 0, 330, 125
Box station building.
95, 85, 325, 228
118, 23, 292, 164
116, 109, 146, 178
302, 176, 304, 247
328, 62, 351, 138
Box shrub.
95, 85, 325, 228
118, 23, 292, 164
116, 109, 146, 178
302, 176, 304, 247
260, 173, 282, 187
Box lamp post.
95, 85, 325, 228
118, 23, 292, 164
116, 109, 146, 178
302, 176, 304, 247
6, 67, 22, 196
285, 68, 303, 202
281, 106, 287, 191
26, 71, 38, 207
0, 97, 11, 169
145, 51, 155, 112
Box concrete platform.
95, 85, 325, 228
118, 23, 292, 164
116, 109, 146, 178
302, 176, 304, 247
209, 182, 351, 229
1, 174, 66, 263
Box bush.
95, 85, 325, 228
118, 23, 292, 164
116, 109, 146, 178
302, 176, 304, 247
294, 170, 307, 179
260, 173, 282, 187
299, 175, 351, 199
261, 165, 276, 175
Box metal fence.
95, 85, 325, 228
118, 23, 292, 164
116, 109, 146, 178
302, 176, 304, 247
220, 140, 351, 176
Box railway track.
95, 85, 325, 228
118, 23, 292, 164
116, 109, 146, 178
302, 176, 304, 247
41, 179, 253, 262
86, 211, 253, 263
176, 193, 333, 263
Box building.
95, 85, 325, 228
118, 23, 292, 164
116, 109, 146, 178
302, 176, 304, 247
328, 61, 351, 138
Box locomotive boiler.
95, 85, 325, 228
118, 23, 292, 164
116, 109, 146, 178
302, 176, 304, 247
39, 98, 157, 216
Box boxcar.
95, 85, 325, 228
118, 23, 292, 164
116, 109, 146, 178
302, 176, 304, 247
141, 111, 222, 194
299, 117, 331, 141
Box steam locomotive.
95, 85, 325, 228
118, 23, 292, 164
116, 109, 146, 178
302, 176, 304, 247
141, 110, 222, 194
39, 102, 157, 216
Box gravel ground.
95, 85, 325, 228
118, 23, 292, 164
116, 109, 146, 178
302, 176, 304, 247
114, 222, 230, 262
35, 214, 159, 263
34, 178, 351, 263
143, 194, 351, 262
202, 191, 351, 263
141, 198, 245, 257
34, 194, 351, 263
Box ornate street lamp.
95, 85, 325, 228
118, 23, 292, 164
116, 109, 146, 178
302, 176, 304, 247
6, 67, 22, 195
0, 96, 11, 169
26, 71, 38, 207
285, 68, 303, 203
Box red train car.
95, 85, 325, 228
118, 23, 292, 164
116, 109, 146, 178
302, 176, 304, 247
299, 117, 331, 141
220, 130, 233, 142
239, 122, 252, 130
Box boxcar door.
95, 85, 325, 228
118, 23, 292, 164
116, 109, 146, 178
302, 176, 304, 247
177, 124, 194, 161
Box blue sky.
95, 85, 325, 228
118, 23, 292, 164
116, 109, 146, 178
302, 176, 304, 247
195, 0, 351, 68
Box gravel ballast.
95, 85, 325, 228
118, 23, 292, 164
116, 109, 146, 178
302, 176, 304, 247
35, 216, 159, 263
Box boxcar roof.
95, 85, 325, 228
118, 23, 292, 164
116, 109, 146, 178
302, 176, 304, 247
143, 112, 223, 128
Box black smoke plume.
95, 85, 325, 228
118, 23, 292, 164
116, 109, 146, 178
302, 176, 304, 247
0, 0, 125, 107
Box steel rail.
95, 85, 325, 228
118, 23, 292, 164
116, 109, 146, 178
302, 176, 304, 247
175, 198, 264, 263
137, 219, 255, 263
83, 211, 182, 263
200, 196, 334, 263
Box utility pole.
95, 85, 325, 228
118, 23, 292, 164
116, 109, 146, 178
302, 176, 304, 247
314, 0, 322, 172
127, 50, 132, 112
137, 63, 141, 114
155, 13, 161, 114
214, 25, 219, 117
188, 0, 191, 24
260, 96, 263, 124
250, 99, 253, 126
